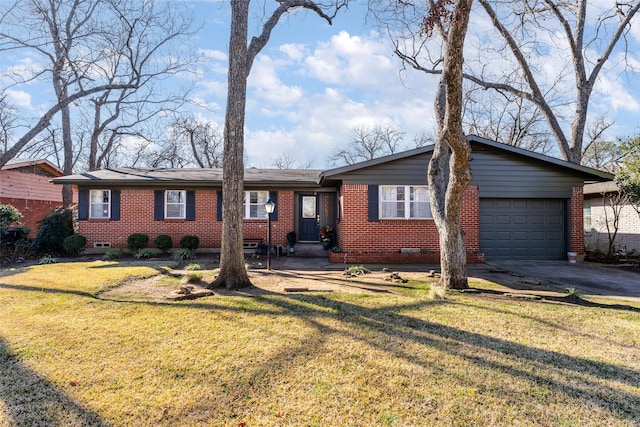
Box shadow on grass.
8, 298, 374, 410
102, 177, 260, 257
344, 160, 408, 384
0, 337, 107, 426
0, 283, 97, 298
149, 293, 640, 422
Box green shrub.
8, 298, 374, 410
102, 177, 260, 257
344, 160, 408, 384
38, 255, 57, 265
33, 207, 74, 255
135, 248, 157, 259
104, 249, 124, 260
0, 204, 22, 227
127, 233, 149, 252
154, 234, 173, 254
63, 234, 87, 255
173, 249, 195, 261
185, 263, 202, 271
180, 235, 199, 250
347, 265, 370, 275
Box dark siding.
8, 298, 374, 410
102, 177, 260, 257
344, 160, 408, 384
111, 190, 121, 221
469, 147, 584, 198
154, 190, 164, 221
333, 155, 430, 185
78, 189, 89, 220
331, 144, 584, 198
368, 185, 379, 222
186, 190, 195, 221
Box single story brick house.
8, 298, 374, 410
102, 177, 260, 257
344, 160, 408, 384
1, 158, 73, 237
583, 181, 640, 256
52, 135, 611, 263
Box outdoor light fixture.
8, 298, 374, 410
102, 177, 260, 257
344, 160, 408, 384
264, 198, 276, 270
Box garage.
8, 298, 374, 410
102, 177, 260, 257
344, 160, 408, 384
480, 198, 566, 260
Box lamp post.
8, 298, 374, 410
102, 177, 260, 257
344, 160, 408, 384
264, 198, 276, 270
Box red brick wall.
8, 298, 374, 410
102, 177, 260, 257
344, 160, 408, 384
1, 170, 75, 237
570, 186, 584, 256
332, 184, 484, 264
77, 189, 295, 250
0, 197, 62, 238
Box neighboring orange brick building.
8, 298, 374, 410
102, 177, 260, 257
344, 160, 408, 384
53, 136, 611, 263
0, 158, 75, 237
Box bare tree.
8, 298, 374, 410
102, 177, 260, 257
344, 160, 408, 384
0, 92, 18, 154
426, 0, 474, 289
463, 85, 554, 154
211, 0, 346, 290
168, 116, 224, 168
599, 191, 629, 260
328, 124, 405, 166
581, 139, 623, 173
616, 135, 640, 219
273, 152, 314, 169
388, 0, 640, 164
0, 0, 196, 203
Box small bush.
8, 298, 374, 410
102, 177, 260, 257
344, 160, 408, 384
104, 249, 124, 260
33, 207, 74, 255
0, 204, 22, 227
566, 287, 582, 300
180, 272, 203, 285
185, 263, 202, 271
180, 235, 199, 250
38, 256, 57, 265
127, 233, 149, 252
347, 265, 370, 275
135, 248, 157, 259
63, 234, 87, 256
429, 285, 447, 300
154, 234, 172, 254
173, 249, 195, 261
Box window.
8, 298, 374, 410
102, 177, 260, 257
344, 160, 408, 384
165, 190, 186, 219
380, 185, 432, 219
90, 190, 110, 219
243, 191, 269, 219
583, 200, 591, 234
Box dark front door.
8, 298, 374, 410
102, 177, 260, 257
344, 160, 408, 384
299, 195, 319, 241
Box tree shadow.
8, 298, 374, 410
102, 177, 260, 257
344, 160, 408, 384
241, 294, 640, 421
0, 337, 107, 426
0, 282, 96, 299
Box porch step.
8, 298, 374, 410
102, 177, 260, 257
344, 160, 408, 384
289, 243, 329, 258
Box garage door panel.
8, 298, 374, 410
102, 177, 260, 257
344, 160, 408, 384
513, 215, 528, 224
480, 198, 565, 260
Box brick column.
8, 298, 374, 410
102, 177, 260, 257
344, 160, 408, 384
570, 186, 584, 256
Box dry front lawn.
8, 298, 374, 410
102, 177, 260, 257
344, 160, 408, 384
0, 260, 639, 426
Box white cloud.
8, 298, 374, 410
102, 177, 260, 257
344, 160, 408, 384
5, 89, 32, 109
248, 55, 304, 108
303, 31, 396, 88
198, 48, 227, 61
279, 43, 307, 61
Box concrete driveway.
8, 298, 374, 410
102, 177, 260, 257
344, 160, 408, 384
276, 256, 639, 298
486, 260, 640, 298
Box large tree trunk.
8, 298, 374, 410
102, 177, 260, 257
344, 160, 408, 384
427, 0, 474, 290
210, 0, 252, 290
61, 102, 74, 207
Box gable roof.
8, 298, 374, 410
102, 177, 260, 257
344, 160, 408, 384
2, 158, 63, 176
318, 134, 613, 184
52, 167, 323, 188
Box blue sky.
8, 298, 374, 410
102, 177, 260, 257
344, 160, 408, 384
3, 0, 640, 169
